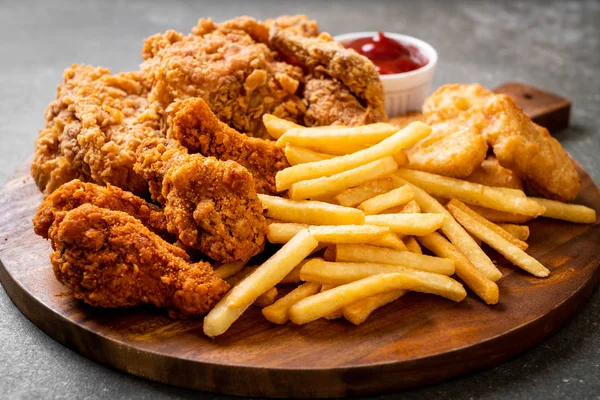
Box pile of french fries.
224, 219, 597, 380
203, 115, 597, 337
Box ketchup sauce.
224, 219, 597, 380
345, 32, 428, 75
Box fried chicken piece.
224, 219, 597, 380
269, 26, 387, 125
49, 204, 228, 318
303, 78, 382, 126
464, 156, 524, 191
422, 84, 580, 201
135, 137, 267, 263
142, 19, 306, 137
33, 179, 171, 241
405, 117, 488, 178
481, 95, 580, 201
389, 112, 426, 129
32, 65, 162, 196
167, 97, 289, 195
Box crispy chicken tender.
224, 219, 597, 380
168, 97, 289, 195
422, 84, 580, 201
135, 137, 267, 263
465, 156, 525, 191
269, 26, 387, 126
405, 117, 488, 178
142, 18, 306, 137
49, 204, 229, 318
33, 179, 170, 242
32, 65, 162, 196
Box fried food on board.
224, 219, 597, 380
389, 112, 425, 129
422, 83, 580, 201
32, 65, 162, 196
465, 156, 524, 191
49, 204, 229, 318
405, 117, 488, 178
269, 25, 386, 126
33, 179, 169, 241
135, 137, 266, 263
168, 98, 289, 195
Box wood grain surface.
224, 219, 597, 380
0, 158, 599, 398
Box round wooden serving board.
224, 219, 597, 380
1, 158, 599, 398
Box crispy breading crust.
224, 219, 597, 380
168, 97, 289, 195
31, 65, 162, 196
33, 179, 171, 243
464, 156, 524, 191
50, 204, 229, 318
135, 137, 267, 263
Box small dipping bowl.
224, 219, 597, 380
334, 32, 438, 117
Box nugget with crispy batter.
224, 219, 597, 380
135, 137, 267, 263
49, 204, 229, 318
168, 97, 289, 195
464, 156, 524, 191
33, 179, 170, 242
405, 117, 488, 178
422, 84, 580, 201
481, 95, 579, 201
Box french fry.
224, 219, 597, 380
284, 144, 335, 165
418, 232, 499, 305
214, 261, 247, 279
498, 224, 530, 241
263, 114, 301, 139
448, 204, 550, 277
532, 198, 596, 224
364, 213, 446, 235
262, 282, 321, 324
342, 290, 407, 325
404, 237, 422, 254
369, 232, 409, 251
468, 205, 533, 224
267, 222, 309, 244
358, 185, 415, 215
277, 122, 399, 150
225, 266, 257, 286
400, 200, 421, 214
447, 200, 528, 250
254, 287, 278, 308
323, 246, 337, 261
308, 225, 390, 243
288, 156, 399, 200
319, 285, 344, 319
259, 194, 365, 225
289, 274, 421, 324
267, 223, 390, 244
203, 230, 318, 337
276, 122, 431, 191
395, 168, 546, 217
334, 178, 397, 207
280, 259, 312, 284
334, 244, 454, 275
393, 177, 502, 281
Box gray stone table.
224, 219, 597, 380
1, 0, 599, 398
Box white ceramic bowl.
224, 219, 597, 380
334, 32, 438, 117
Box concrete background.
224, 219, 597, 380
0, 0, 599, 398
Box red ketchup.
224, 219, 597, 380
345, 32, 428, 75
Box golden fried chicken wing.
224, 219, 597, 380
33, 179, 170, 242
135, 137, 267, 263
49, 204, 229, 318
31, 65, 162, 196
269, 27, 387, 125
405, 117, 488, 178
142, 18, 306, 137
168, 97, 289, 195
464, 156, 524, 191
